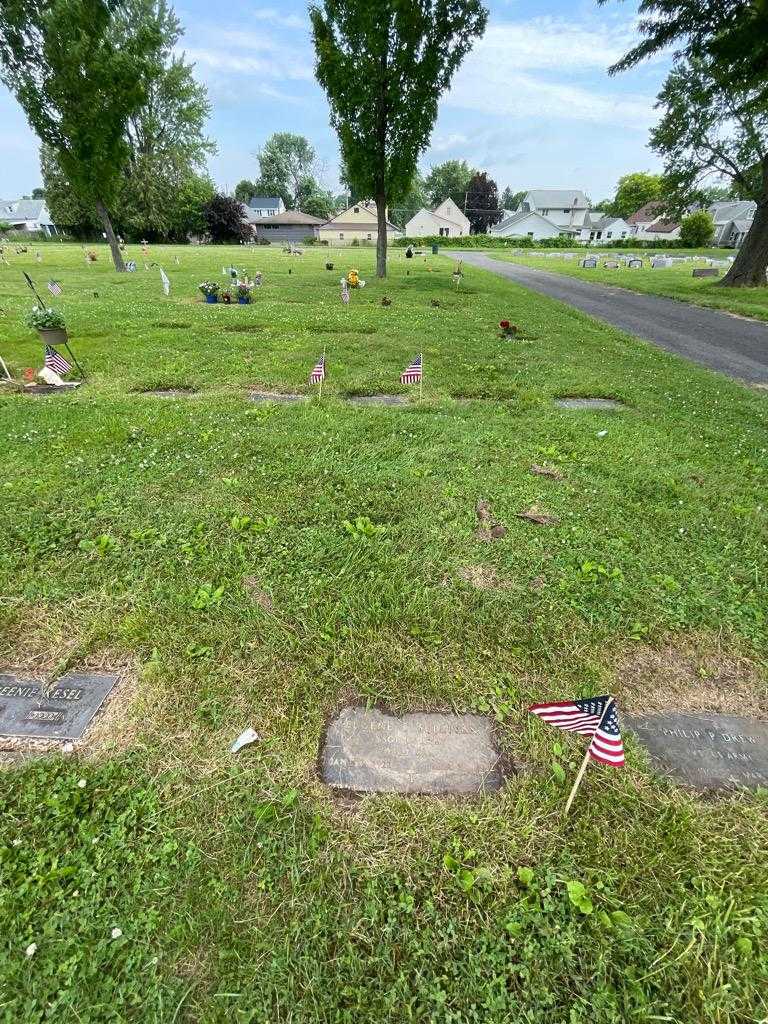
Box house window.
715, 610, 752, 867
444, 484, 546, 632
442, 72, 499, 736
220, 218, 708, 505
353, 206, 359, 213
527, 232, 534, 238
367, 233, 371, 240
607, 231, 612, 238
339, 233, 344, 239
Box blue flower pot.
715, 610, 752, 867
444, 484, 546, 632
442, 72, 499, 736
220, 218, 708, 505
205, 294, 218, 304
238, 297, 249, 304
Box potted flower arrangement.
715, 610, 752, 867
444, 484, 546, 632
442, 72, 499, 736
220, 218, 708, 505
199, 281, 220, 304
26, 305, 67, 345
499, 320, 519, 339
221, 290, 232, 304
236, 281, 252, 304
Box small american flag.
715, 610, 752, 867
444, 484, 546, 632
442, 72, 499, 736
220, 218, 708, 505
341, 282, 349, 305
47, 280, 62, 297
44, 345, 71, 376
400, 354, 422, 384
528, 694, 625, 766
309, 354, 325, 384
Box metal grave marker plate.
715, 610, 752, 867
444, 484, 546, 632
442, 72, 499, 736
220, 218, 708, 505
626, 712, 768, 790
0, 671, 119, 740
321, 706, 506, 794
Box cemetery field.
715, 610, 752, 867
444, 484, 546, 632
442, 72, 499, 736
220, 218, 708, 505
491, 250, 768, 321
2, 242, 768, 1023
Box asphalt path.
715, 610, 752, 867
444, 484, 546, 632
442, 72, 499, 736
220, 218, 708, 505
451, 251, 768, 384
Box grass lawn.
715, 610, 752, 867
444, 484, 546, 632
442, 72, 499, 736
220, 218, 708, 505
487, 249, 768, 322
1, 242, 767, 1023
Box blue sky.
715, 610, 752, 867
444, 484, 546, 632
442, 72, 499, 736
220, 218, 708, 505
0, 0, 671, 204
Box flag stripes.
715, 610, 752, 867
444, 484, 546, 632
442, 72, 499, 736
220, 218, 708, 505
400, 354, 422, 384
44, 345, 71, 376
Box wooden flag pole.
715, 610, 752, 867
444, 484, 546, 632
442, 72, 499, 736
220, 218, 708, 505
419, 352, 423, 402
564, 696, 614, 816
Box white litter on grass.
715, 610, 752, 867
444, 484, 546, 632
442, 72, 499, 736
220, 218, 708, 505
62, 742, 74, 754
596, 430, 608, 437
230, 728, 261, 754
25, 943, 37, 957
111, 928, 123, 940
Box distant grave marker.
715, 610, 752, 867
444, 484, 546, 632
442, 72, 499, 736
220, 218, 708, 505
627, 258, 643, 269
141, 387, 196, 398
627, 712, 768, 790
0, 671, 118, 740
692, 268, 721, 278
249, 391, 308, 403
581, 258, 598, 269
555, 397, 625, 411
321, 706, 507, 794
603, 260, 620, 269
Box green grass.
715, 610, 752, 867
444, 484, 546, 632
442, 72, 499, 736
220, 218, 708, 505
486, 249, 768, 321
1, 242, 767, 1023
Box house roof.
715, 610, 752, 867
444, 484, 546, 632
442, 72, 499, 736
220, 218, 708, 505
319, 220, 401, 232
0, 199, 48, 220
248, 196, 282, 209
627, 201, 665, 224
708, 200, 756, 223
407, 207, 464, 228
646, 218, 679, 233
251, 209, 326, 226
525, 189, 589, 209
493, 210, 563, 233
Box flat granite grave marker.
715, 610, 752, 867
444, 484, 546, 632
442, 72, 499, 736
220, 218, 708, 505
321, 706, 507, 794
248, 391, 308, 403
347, 394, 408, 407
0, 671, 119, 740
626, 712, 768, 790
692, 268, 721, 278
555, 397, 625, 411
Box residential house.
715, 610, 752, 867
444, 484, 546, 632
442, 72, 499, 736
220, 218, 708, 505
576, 212, 631, 244
627, 202, 681, 241
708, 200, 755, 247
489, 210, 565, 240
404, 198, 470, 237
251, 209, 326, 244
517, 189, 591, 232
247, 196, 285, 218
0, 198, 59, 236
318, 200, 402, 246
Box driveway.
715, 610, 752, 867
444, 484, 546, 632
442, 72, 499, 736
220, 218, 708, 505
452, 252, 768, 384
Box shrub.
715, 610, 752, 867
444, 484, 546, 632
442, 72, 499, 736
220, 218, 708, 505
680, 210, 715, 248
25, 306, 65, 330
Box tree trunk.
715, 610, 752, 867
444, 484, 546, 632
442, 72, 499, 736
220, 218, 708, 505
94, 198, 125, 272
375, 193, 387, 278
721, 155, 768, 288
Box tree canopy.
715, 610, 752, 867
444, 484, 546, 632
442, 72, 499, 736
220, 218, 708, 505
425, 159, 476, 210
465, 171, 501, 233
310, 0, 487, 276
602, 171, 664, 219
0, 0, 162, 269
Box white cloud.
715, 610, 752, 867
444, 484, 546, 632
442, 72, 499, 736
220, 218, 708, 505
185, 46, 314, 82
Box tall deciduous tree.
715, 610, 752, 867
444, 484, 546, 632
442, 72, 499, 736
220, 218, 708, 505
425, 159, 476, 210
256, 133, 317, 208
650, 58, 768, 286
465, 171, 501, 233
0, 0, 161, 270
603, 0, 768, 287
203, 193, 250, 244
605, 171, 664, 219
310, 0, 487, 277
500, 186, 525, 212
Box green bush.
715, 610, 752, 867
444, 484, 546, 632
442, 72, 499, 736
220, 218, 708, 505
680, 210, 715, 248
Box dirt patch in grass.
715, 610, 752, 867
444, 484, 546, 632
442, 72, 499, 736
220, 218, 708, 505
346, 394, 408, 406
152, 321, 192, 330
456, 565, 511, 590
220, 324, 266, 334
616, 640, 768, 717
138, 387, 197, 397
243, 577, 274, 612
249, 390, 308, 403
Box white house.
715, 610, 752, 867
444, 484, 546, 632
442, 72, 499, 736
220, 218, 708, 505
490, 210, 564, 240
318, 200, 402, 245
0, 198, 59, 236
517, 189, 591, 232
246, 196, 285, 218
708, 200, 755, 247
405, 198, 470, 237
576, 213, 631, 244
627, 202, 681, 241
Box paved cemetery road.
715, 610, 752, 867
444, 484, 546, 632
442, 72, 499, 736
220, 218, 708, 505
451, 251, 768, 384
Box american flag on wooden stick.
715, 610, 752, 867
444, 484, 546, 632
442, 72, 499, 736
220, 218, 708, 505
44, 345, 71, 376
400, 354, 422, 384
47, 280, 62, 297
309, 354, 325, 384
528, 694, 625, 766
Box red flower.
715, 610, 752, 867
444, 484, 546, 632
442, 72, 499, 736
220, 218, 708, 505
499, 320, 510, 329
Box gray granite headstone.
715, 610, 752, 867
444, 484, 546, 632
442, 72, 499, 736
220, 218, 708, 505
555, 397, 625, 410
321, 706, 506, 794
692, 268, 721, 278
626, 712, 768, 790
347, 395, 408, 406
0, 671, 118, 740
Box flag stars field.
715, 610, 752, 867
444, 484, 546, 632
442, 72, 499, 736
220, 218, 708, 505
0, 242, 767, 1021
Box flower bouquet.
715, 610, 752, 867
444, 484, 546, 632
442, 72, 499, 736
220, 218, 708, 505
236, 282, 252, 304
199, 281, 220, 303
499, 320, 519, 339
26, 305, 67, 345
221, 290, 232, 304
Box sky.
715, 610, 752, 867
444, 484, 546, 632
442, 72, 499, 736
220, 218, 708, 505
0, 0, 672, 205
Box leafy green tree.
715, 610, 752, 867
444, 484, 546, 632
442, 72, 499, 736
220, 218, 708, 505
167, 173, 214, 239
650, 58, 768, 286
425, 159, 476, 210
465, 171, 501, 233
391, 171, 429, 225
605, 172, 664, 219
679, 209, 715, 248
256, 133, 317, 208
0, 0, 161, 270
604, 0, 768, 287
234, 179, 259, 203
311, 0, 488, 277
295, 176, 335, 219
500, 186, 524, 212
31, 187, 45, 199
